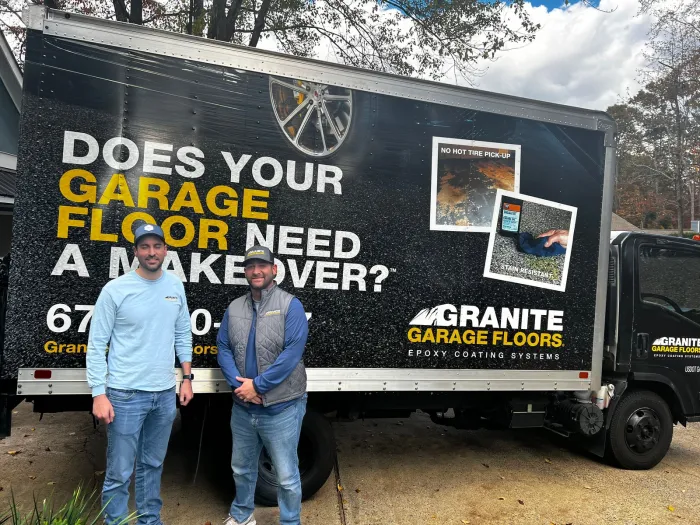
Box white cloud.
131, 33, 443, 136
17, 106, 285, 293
473, 0, 652, 110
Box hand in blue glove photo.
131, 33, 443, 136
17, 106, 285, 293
537, 229, 569, 248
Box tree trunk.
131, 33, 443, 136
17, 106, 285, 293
225, 0, 244, 42
130, 0, 143, 24
691, 181, 695, 224
249, 0, 272, 47
208, 0, 227, 40
677, 179, 684, 236
192, 0, 204, 36
670, 73, 685, 236
112, 0, 130, 22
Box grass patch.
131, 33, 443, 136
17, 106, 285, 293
0, 485, 137, 525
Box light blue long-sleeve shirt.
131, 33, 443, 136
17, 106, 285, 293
86, 270, 193, 397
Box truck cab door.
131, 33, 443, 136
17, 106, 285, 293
632, 237, 700, 417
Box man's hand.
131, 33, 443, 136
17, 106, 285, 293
537, 229, 569, 248
92, 394, 114, 424
250, 395, 263, 405
235, 377, 259, 403
180, 380, 194, 406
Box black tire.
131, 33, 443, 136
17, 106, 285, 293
607, 390, 673, 470
255, 409, 336, 506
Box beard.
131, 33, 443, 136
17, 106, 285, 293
247, 274, 276, 290
138, 256, 164, 273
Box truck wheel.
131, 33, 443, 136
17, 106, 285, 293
607, 390, 673, 470
255, 410, 336, 506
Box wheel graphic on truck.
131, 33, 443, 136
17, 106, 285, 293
269, 76, 352, 157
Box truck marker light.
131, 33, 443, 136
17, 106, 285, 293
579, 372, 589, 379
34, 370, 52, 379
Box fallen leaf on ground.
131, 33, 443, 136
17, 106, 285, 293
461, 521, 470, 524
499, 476, 505, 480
355, 489, 360, 493
482, 463, 490, 468
45, 447, 51, 452
518, 500, 524, 505
12, 411, 17, 414
69, 432, 76, 436
584, 485, 592, 489
7, 450, 21, 456
498, 497, 505, 501
29, 476, 36, 480
337, 484, 343, 491
668, 506, 675, 512
23, 434, 29, 438
47, 482, 55, 485
545, 458, 552, 464
31, 428, 35, 431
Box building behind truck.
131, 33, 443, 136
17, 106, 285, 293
2, 5, 700, 505
0, 28, 20, 257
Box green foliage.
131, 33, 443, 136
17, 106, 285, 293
0, 0, 540, 84
0, 486, 136, 525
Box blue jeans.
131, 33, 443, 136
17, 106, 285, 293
229, 396, 307, 525
103, 387, 177, 525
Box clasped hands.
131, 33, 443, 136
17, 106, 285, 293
235, 376, 263, 404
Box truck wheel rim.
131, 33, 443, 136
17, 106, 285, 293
625, 407, 661, 454
270, 76, 352, 157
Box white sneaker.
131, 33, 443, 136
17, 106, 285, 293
223, 515, 256, 525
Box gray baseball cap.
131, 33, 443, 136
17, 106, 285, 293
244, 245, 274, 265
134, 223, 165, 245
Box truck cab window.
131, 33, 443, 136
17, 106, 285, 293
638, 245, 700, 325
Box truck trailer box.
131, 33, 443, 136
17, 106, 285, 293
0, 5, 651, 502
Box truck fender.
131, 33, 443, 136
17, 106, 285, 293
630, 372, 691, 423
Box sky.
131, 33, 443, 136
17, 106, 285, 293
471, 0, 653, 110
0, 0, 653, 112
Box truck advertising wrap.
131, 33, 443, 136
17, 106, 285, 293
3, 28, 607, 379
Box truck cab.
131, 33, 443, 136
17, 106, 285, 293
602, 232, 700, 468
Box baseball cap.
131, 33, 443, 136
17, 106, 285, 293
244, 245, 274, 265
134, 223, 166, 245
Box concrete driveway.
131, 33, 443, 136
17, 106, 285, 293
1, 401, 698, 525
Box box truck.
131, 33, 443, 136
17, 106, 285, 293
2, 4, 700, 504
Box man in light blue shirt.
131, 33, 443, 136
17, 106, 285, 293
87, 223, 193, 525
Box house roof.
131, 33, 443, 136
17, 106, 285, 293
0, 29, 21, 111
611, 213, 640, 231
0, 168, 15, 199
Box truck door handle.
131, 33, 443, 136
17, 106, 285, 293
636, 333, 650, 358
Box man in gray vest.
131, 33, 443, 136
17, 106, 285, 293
217, 245, 308, 525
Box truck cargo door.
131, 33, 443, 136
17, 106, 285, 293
633, 239, 700, 415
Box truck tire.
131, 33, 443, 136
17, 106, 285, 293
255, 410, 336, 506
607, 390, 673, 470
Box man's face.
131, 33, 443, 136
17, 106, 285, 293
134, 236, 167, 273
244, 260, 277, 291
